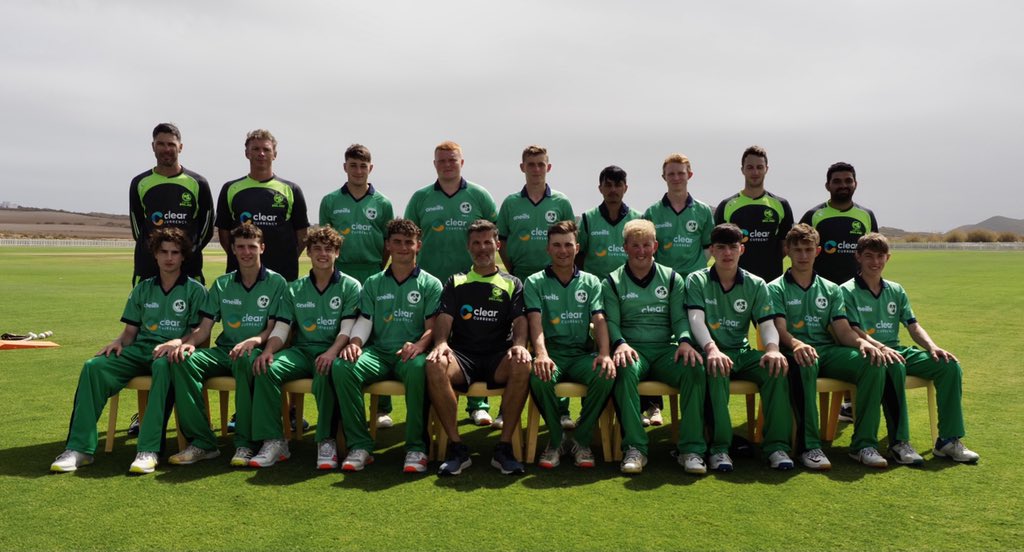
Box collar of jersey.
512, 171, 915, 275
342, 183, 376, 198
386, 265, 421, 285
598, 202, 631, 224
543, 265, 579, 285
432, 178, 468, 195
660, 192, 694, 213
519, 184, 552, 202
624, 263, 657, 288
233, 265, 269, 288
783, 268, 820, 292
853, 273, 889, 298
709, 264, 745, 287
152, 272, 190, 295
306, 269, 342, 286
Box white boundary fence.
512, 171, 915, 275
891, 242, 1024, 251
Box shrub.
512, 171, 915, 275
966, 229, 997, 242
944, 231, 966, 243
997, 231, 1020, 243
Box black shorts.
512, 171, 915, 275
451, 348, 508, 391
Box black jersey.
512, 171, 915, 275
800, 201, 878, 284
714, 190, 794, 282
215, 175, 310, 281
129, 167, 213, 284
440, 267, 524, 355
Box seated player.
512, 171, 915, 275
526, 221, 615, 469
769, 224, 888, 469
332, 219, 443, 473
841, 233, 979, 464
137, 224, 288, 471
603, 219, 703, 474
248, 226, 361, 468
51, 228, 206, 473
686, 224, 793, 473
425, 220, 532, 476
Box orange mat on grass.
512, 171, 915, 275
0, 340, 60, 350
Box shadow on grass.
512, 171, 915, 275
1, 432, 191, 480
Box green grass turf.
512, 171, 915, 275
0, 248, 1021, 550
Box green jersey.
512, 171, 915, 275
496, 185, 574, 280
685, 266, 774, 351
714, 190, 794, 282
578, 203, 641, 279
404, 179, 498, 284
358, 266, 443, 353
800, 201, 879, 284
644, 194, 713, 276
200, 266, 289, 349
524, 266, 604, 356
318, 184, 394, 277
840, 275, 916, 348
602, 262, 691, 347
274, 270, 361, 348
120, 273, 206, 346
767, 270, 848, 348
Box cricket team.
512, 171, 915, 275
49, 124, 979, 477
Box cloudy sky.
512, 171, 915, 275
3, 1, 1020, 231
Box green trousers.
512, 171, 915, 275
787, 344, 885, 451
530, 351, 615, 449
337, 264, 393, 415
883, 346, 965, 443
161, 346, 260, 451
612, 342, 706, 456
707, 347, 792, 454
65, 342, 169, 455
251, 345, 338, 442
333, 346, 428, 453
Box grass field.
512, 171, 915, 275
1, 248, 1022, 551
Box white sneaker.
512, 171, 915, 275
169, 444, 220, 465
708, 452, 734, 472
376, 412, 394, 429
317, 439, 338, 470
230, 447, 255, 467
644, 406, 663, 426
559, 415, 576, 430
934, 438, 980, 463
491, 414, 504, 429
470, 409, 493, 426
403, 451, 428, 473
538, 444, 561, 469
50, 449, 93, 473
801, 448, 832, 470
768, 450, 795, 470
890, 441, 924, 466
341, 448, 374, 472
129, 451, 159, 474
249, 439, 290, 468
570, 441, 596, 469
849, 447, 888, 468
678, 452, 707, 474
620, 446, 647, 474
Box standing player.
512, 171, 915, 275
714, 145, 794, 283
685, 224, 793, 473
425, 220, 532, 476
800, 162, 878, 285
216, 129, 310, 282
841, 233, 979, 464
576, 165, 641, 280
768, 224, 888, 469
138, 224, 289, 470
526, 221, 615, 469
603, 219, 704, 474
405, 141, 499, 426
497, 145, 575, 430
247, 226, 361, 468
129, 123, 214, 285
51, 228, 206, 472
641, 153, 714, 426
332, 219, 443, 473
318, 143, 396, 426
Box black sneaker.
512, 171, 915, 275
838, 401, 854, 423
289, 406, 310, 432
490, 442, 525, 475
127, 413, 140, 436
438, 442, 472, 476
226, 413, 236, 433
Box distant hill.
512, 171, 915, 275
952, 216, 1024, 235
0, 207, 130, 239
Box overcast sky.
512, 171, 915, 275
3, 1, 1021, 231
